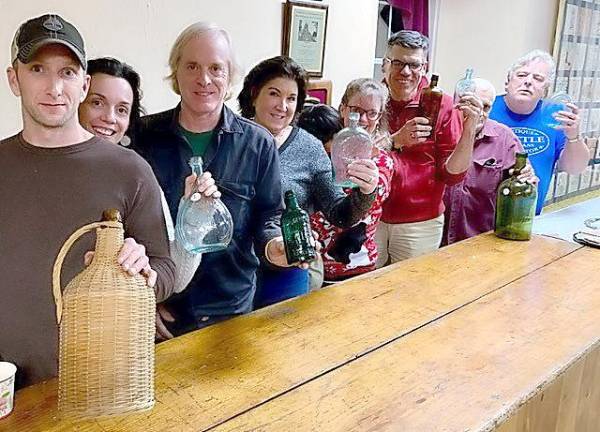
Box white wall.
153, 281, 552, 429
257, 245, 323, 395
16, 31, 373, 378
431, 0, 560, 95
0, 0, 378, 138
1, 0, 560, 137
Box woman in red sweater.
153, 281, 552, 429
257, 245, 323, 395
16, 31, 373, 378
300, 79, 395, 282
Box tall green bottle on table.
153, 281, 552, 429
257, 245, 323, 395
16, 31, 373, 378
495, 152, 537, 240
281, 190, 317, 265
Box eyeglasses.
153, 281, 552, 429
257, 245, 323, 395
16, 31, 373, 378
347, 105, 381, 121
384, 58, 424, 72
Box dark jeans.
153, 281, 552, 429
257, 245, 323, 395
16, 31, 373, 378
254, 267, 309, 309
161, 293, 237, 337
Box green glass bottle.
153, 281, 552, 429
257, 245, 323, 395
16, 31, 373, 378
281, 190, 317, 265
494, 153, 537, 240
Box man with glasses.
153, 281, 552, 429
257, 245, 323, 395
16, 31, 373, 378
375, 30, 481, 266
489, 50, 589, 214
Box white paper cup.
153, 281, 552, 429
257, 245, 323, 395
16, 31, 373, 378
0, 362, 17, 419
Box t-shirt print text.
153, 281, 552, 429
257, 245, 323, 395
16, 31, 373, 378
512, 127, 550, 156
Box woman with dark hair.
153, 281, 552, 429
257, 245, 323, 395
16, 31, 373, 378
79, 57, 143, 146
79, 58, 220, 339
238, 56, 380, 307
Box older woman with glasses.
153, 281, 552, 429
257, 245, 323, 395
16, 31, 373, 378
238, 56, 379, 306
299, 79, 394, 282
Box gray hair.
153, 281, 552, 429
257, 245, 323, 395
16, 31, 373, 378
387, 30, 429, 57
341, 78, 389, 110
340, 78, 390, 133
166, 22, 242, 98
506, 49, 555, 87
472, 78, 497, 101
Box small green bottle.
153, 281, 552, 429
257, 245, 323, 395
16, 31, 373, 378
494, 153, 537, 240
281, 190, 317, 265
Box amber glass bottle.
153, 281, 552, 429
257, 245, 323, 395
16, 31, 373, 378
419, 74, 443, 130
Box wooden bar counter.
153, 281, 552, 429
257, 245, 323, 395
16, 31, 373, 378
2, 233, 598, 431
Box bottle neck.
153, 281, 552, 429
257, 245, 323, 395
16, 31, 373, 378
189, 157, 204, 194
189, 157, 204, 177
285, 195, 300, 210
513, 154, 527, 175
93, 226, 124, 265
348, 112, 360, 128
465, 69, 473, 80
430, 75, 439, 88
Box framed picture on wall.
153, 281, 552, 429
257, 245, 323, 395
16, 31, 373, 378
282, 0, 328, 77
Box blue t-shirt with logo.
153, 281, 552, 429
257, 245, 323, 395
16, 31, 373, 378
489, 95, 566, 214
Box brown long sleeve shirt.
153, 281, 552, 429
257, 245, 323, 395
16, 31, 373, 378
0, 134, 175, 388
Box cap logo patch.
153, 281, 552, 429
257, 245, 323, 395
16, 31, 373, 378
43, 16, 63, 31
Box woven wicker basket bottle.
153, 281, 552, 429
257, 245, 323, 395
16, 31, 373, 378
52, 209, 155, 418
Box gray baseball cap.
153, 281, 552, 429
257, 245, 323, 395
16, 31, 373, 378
11, 14, 86, 69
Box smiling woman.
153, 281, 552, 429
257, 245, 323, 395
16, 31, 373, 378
238, 56, 380, 307
79, 57, 143, 146
78, 57, 204, 311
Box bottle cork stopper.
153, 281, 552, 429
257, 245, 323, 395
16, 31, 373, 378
102, 209, 122, 222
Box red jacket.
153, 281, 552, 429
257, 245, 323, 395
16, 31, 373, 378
382, 77, 465, 224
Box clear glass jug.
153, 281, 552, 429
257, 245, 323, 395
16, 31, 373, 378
175, 157, 234, 253
331, 112, 373, 188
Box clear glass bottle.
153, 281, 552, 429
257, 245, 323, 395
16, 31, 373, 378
454, 67, 475, 102
419, 73, 443, 130
175, 157, 234, 253
494, 153, 537, 241
330, 112, 373, 188
541, 91, 573, 128
281, 190, 317, 265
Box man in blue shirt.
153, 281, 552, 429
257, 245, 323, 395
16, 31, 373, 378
134, 22, 294, 337
490, 50, 589, 214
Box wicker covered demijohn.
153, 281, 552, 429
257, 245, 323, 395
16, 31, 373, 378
52, 209, 156, 418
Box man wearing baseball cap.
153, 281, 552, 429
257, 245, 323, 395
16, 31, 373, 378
10, 14, 86, 69
0, 14, 175, 388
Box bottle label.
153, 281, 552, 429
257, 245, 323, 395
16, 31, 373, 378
190, 192, 201, 202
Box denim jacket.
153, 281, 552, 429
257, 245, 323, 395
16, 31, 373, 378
134, 104, 282, 316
